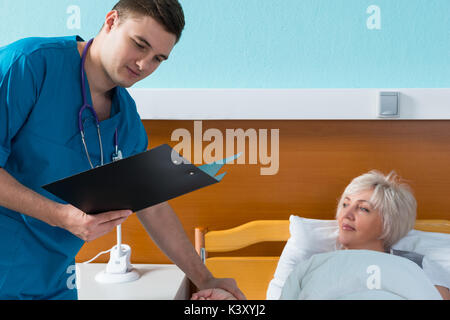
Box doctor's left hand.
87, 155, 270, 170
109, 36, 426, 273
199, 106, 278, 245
55, 204, 133, 242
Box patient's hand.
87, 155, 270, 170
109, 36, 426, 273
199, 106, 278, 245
191, 288, 237, 300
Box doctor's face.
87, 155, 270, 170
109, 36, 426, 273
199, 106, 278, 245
100, 11, 177, 88
336, 189, 385, 252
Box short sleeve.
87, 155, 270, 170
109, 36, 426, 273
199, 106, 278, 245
0, 54, 38, 166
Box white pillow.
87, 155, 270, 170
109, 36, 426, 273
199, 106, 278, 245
266, 215, 450, 300
392, 230, 450, 289
266, 215, 339, 300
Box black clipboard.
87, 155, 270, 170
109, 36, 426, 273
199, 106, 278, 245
42, 144, 226, 214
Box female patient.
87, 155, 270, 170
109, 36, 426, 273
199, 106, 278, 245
192, 170, 450, 300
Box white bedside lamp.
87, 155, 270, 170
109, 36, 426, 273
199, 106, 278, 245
94, 224, 140, 284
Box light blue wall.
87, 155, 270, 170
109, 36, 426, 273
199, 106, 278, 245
0, 0, 448, 88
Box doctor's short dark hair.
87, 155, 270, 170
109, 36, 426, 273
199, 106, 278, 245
108, 0, 185, 43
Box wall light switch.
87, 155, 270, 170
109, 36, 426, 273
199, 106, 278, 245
378, 92, 399, 118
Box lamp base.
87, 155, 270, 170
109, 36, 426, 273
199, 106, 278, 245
95, 268, 140, 284
94, 243, 140, 284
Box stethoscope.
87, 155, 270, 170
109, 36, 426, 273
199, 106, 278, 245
79, 38, 122, 168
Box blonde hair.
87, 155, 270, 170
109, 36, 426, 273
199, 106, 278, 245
335, 170, 417, 249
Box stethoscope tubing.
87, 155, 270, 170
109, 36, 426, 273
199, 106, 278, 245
79, 38, 118, 168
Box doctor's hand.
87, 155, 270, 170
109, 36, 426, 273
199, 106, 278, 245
195, 277, 247, 300
191, 288, 237, 300
55, 204, 133, 242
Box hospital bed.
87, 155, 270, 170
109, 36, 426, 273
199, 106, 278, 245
174, 219, 450, 300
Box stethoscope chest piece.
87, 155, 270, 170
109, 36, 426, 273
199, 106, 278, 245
112, 149, 123, 162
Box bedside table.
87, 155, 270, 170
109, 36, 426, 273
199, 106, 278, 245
76, 263, 186, 300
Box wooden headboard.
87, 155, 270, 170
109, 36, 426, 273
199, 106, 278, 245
75, 120, 450, 264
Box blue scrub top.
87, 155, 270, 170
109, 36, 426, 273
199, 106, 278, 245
0, 35, 148, 299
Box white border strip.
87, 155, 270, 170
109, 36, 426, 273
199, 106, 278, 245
127, 88, 450, 120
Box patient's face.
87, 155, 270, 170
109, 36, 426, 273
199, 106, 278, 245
337, 189, 385, 252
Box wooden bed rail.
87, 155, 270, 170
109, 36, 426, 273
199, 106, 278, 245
196, 221, 289, 254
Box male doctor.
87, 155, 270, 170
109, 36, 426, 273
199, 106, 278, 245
0, 0, 245, 300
